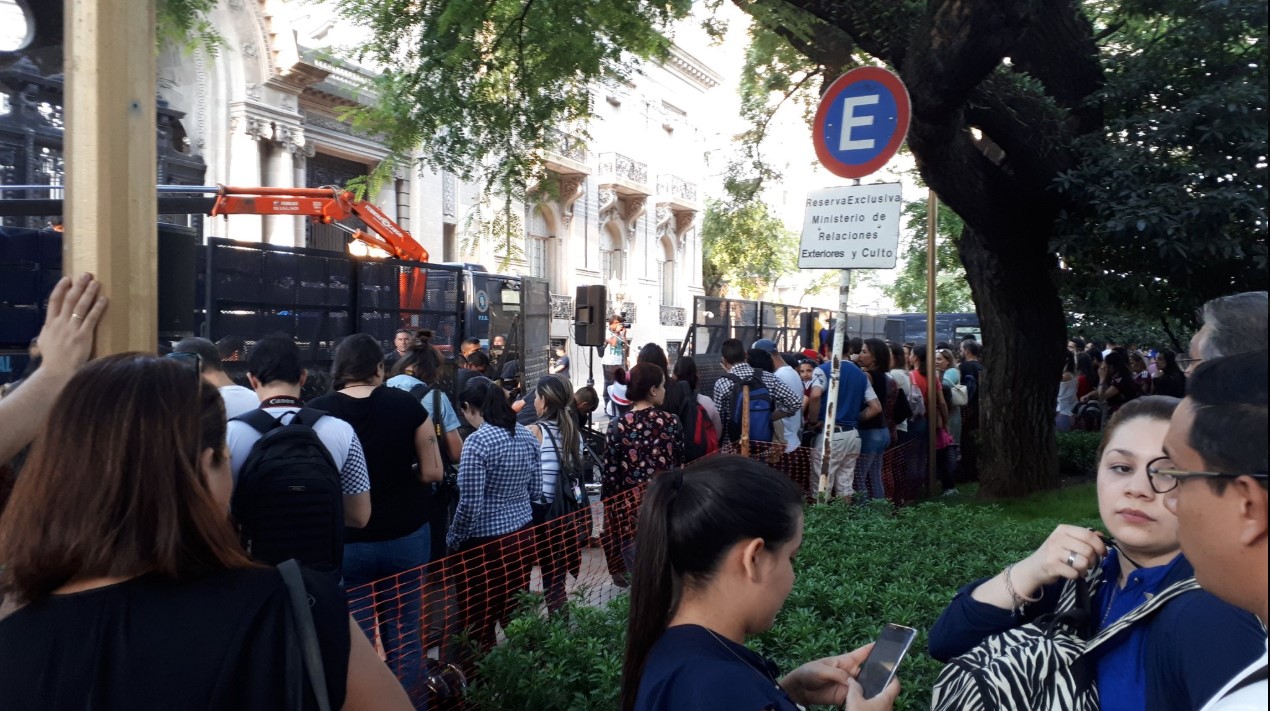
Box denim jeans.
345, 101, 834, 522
857, 428, 891, 499
344, 522, 431, 708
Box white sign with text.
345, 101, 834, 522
798, 183, 902, 269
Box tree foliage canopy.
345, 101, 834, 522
339, 0, 693, 192
884, 197, 974, 313
1052, 0, 1267, 331
701, 199, 798, 299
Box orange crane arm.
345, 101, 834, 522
210, 185, 429, 263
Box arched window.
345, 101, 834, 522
601, 220, 627, 287
658, 236, 676, 306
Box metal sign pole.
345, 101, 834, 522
817, 268, 851, 502
926, 188, 940, 496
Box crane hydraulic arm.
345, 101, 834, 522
210, 185, 429, 263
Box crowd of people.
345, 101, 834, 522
0, 277, 1264, 711
1060, 321, 1243, 431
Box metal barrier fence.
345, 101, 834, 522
346, 437, 923, 707
205, 238, 467, 369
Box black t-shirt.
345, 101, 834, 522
959, 361, 983, 404
310, 387, 430, 542
861, 370, 889, 430
0, 567, 349, 710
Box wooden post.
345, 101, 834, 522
63, 0, 158, 354
926, 189, 939, 496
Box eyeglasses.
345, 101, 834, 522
1175, 356, 1201, 370
1145, 456, 1269, 493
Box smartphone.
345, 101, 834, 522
856, 623, 918, 700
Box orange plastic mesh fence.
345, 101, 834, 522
345, 438, 924, 706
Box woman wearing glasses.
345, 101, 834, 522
929, 396, 1264, 711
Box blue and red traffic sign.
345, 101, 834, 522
813, 66, 911, 179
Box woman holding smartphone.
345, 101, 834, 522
621, 455, 899, 711
929, 396, 1264, 711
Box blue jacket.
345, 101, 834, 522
928, 554, 1266, 711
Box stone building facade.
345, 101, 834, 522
1, 0, 724, 387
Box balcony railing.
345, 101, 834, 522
597, 152, 648, 186
545, 129, 588, 165
656, 175, 698, 203
607, 302, 637, 323
660, 305, 686, 327
550, 293, 574, 320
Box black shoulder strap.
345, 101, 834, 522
235, 408, 285, 435
1224, 664, 1269, 699
278, 559, 331, 711
431, 389, 445, 434
287, 408, 326, 428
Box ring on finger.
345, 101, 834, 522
71, 313, 84, 320
1066, 550, 1078, 567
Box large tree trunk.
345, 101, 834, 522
959, 225, 1066, 497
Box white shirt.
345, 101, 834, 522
888, 368, 912, 433
773, 364, 804, 453
226, 406, 371, 495
218, 384, 259, 420
1199, 644, 1267, 711
601, 328, 626, 366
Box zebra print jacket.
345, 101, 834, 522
928, 553, 1265, 711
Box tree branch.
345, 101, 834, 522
1008, 0, 1104, 133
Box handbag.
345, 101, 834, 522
532, 423, 587, 524
950, 382, 969, 407
931, 566, 1201, 711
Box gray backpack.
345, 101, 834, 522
931, 567, 1200, 711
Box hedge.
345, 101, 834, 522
1057, 430, 1103, 479
469, 496, 1101, 710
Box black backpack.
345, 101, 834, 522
231, 408, 345, 574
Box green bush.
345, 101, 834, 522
470, 498, 1101, 710
1056, 430, 1103, 478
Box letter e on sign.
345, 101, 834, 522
813, 67, 911, 179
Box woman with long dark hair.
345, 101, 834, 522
1151, 350, 1186, 398
911, 345, 957, 495
385, 330, 464, 562
0, 354, 412, 710
308, 334, 442, 701
855, 339, 893, 499
448, 380, 541, 667
601, 363, 685, 580
672, 355, 722, 447
1076, 351, 1099, 399
1080, 350, 1141, 414
527, 375, 587, 613
621, 455, 899, 711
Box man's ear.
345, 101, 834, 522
298, 369, 308, 387
1234, 476, 1269, 548
247, 373, 261, 391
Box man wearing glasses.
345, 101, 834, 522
1180, 291, 1267, 373
1156, 350, 1268, 711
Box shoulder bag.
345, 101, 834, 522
278, 559, 331, 711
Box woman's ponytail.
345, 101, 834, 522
618, 456, 802, 710
620, 472, 680, 711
